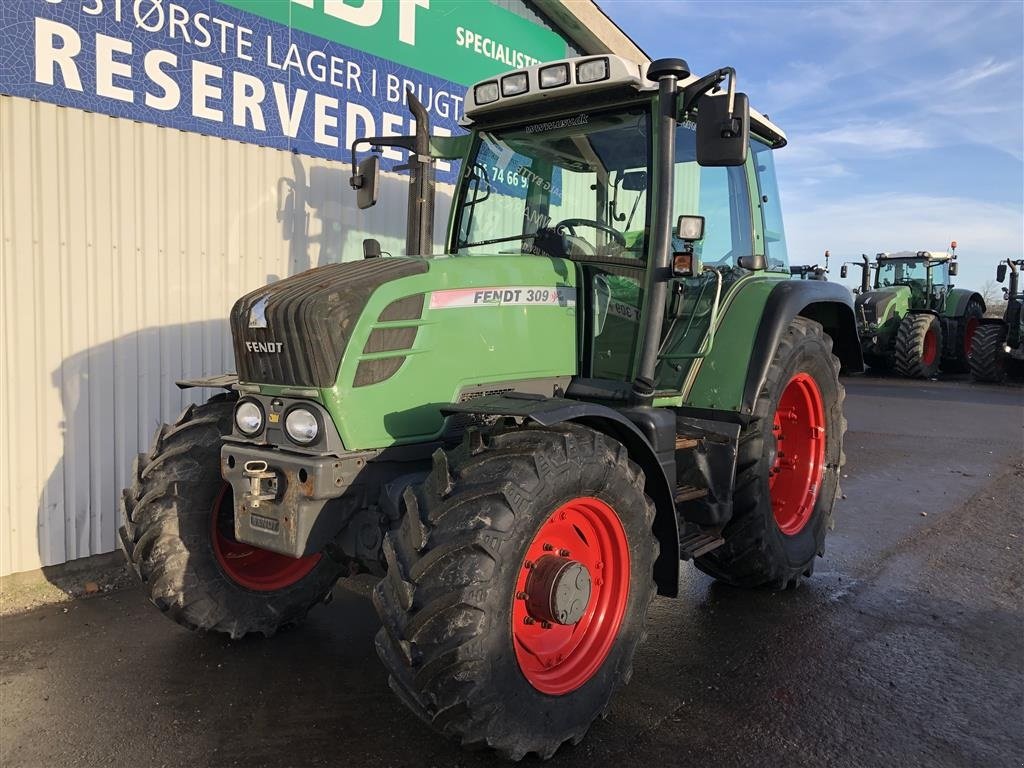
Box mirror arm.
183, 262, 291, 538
680, 68, 729, 116
349, 135, 417, 187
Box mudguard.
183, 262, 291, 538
945, 288, 985, 318
442, 393, 682, 597
741, 280, 862, 415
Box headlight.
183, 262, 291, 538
234, 401, 264, 435
576, 57, 609, 84
285, 408, 320, 444
474, 81, 499, 105
500, 72, 529, 97
539, 63, 570, 89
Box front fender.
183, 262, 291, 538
442, 394, 681, 597
740, 280, 862, 416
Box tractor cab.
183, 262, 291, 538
873, 250, 957, 311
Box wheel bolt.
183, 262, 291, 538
523, 616, 535, 625
516, 591, 528, 600
524, 560, 534, 570
542, 543, 554, 551
558, 548, 570, 557
541, 621, 552, 629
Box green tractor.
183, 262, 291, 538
120, 55, 861, 759
843, 244, 985, 378
970, 259, 1024, 382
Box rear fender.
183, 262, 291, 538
945, 289, 985, 318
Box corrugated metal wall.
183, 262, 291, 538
0, 95, 453, 575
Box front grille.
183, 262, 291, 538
230, 259, 428, 387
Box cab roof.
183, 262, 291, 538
462, 54, 787, 148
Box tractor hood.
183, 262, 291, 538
855, 287, 904, 327
231, 258, 428, 388
232, 254, 579, 448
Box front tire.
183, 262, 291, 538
119, 395, 343, 638
894, 313, 942, 378
696, 317, 845, 589
373, 424, 657, 760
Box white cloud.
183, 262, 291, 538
782, 192, 1024, 287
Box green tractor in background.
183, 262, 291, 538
843, 243, 984, 378
970, 259, 1024, 382
120, 54, 862, 759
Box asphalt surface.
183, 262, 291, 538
2, 374, 1022, 768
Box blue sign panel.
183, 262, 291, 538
0, 0, 470, 181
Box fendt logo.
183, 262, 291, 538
245, 341, 284, 354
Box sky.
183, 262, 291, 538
599, 0, 1024, 292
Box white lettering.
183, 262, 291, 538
232, 71, 266, 130
96, 34, 134, 103
143, 49, 180, 110
192, 61, 223, 122
324, 0, 382, 26
272, 82, 307, 138
35, 18, 83, 91
314, 93, 339, 147
399, 0, 429, 46
345, 103, 375, 146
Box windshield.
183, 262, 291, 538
876, 259, 928, 288
451, 108, 651, 261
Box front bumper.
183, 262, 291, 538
220, 443, 377, 558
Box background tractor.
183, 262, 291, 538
843, 244, 985, 378
970, 259, 1024, 382
120, 54, 861, 760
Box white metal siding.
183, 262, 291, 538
0, 95, 452, 576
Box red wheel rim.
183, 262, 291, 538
963, 317, 979, 358
922, 327, 938, 366
511, 497, 630, 695
210, 484, 321, 591
769, 373, 827, 536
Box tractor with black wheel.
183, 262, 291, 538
120, 55, 861, 760
844, 244, 985, 378
970, 259, 1024, 382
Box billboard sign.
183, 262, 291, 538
0, 0, 568, 180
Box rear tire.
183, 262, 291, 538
373, 424, 657, 760
969, 324, 1008, 383
945, 298, 984, 372
119, 395, 343, 638
695, 317, 845, 589
894, 313, 942, 378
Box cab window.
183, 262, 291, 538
751, 139, 789, 271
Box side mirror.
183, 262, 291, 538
737, 253, 766, 271
363, 238, 382, 259
350, 155, 380, 210
997, 263, 1007, 283
949, 262, 958, 277
840, 265, 849, 278
621, 170, 648, 191
696, 92, 749, 167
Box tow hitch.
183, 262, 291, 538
242, 460, 279, 509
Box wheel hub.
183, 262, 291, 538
524, 556, 592, 626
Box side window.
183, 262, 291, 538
672, 127, 752, 266
751, 140, 788, 271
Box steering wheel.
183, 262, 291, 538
554, 218, 627, 248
